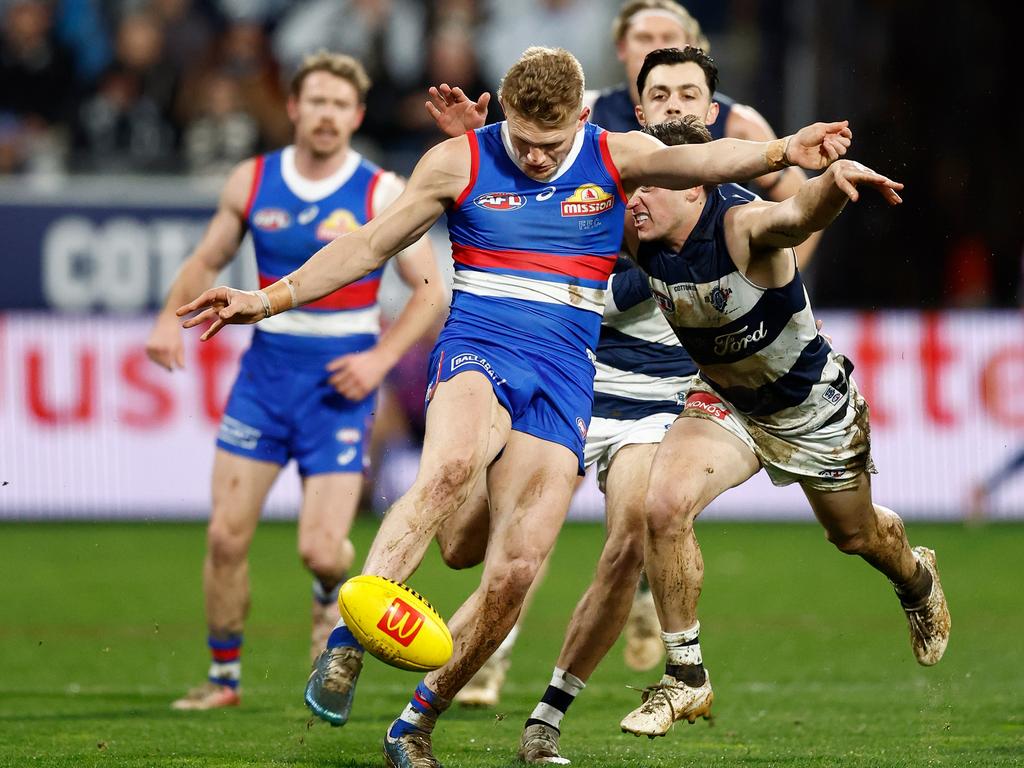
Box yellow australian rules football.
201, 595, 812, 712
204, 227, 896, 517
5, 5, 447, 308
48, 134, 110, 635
338, 574, 453, 672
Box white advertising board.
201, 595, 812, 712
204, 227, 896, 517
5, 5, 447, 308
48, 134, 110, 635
1, 311, 1020, 520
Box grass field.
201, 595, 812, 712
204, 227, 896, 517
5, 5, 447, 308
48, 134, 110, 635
1, 519, 1021, 767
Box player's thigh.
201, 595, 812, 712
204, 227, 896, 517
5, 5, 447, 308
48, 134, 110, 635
648, 416, 760, 517
483, 431, 579, 571
802, 471, 875, 540
209, 448, 282, 549
435, 473, 490, 568
603, 442, 660, 533
297, 471, 363, 553
419, 371, 511, 483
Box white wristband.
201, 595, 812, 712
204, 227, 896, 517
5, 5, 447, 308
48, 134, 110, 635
254, 289, 272, 319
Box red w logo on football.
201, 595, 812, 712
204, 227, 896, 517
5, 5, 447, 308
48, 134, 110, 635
377, 597, 425, 647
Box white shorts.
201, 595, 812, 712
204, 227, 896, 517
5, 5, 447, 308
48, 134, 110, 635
584, 411, 678, 491
679, 376, 876, 492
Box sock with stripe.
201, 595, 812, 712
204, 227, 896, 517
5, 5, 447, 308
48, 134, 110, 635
525, 667, 586, 733
207, 633, 242, 689
663, 622, 706, 687
312, 576, 343, 606
389, 681, 451, 738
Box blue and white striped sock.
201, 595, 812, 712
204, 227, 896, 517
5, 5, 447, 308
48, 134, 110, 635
389, 681, 450, 738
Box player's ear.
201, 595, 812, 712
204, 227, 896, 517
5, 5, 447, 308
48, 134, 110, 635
635, 104, 647, 127
286, 95, 299, 123
352, 104, 366, 130
704, 100, 720, 126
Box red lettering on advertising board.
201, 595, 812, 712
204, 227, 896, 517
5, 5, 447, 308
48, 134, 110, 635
25, 345, 95, 425
120, 349, 174, 427
980, 346, 1024, 428
195, 334, 234, 424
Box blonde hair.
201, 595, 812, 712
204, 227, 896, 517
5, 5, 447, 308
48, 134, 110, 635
498, 47, 585, 127
612, 0, 710, 52
289, 50, 372, 102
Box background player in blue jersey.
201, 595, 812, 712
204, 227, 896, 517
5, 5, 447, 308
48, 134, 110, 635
177, 46, 852, 766
617, 117, 949, 738
145, 51, 443, 711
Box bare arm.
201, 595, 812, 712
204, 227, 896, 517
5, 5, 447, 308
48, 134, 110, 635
724, 103, 821, 268
610, 120, 852, 190
145, 159, 253, 369
742, 159, 904, 251
178, 137, 469, 340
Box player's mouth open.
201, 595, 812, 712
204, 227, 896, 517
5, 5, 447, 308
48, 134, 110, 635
633, 212, 650, 227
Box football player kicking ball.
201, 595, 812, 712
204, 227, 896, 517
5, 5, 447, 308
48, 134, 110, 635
178, 46, 852, 768
618, 117, 950, 738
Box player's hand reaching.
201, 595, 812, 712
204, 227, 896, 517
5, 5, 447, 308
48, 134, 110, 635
827, 159, 904, 205
425, 84, 489, 138
327, 348, 393, 400
177, 286, 265, 341
146, 312, 186, 370
785, 121, 853, 170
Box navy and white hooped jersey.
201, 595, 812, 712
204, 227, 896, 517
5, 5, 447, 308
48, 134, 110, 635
593, 258, 696, 421
446, 121, 626, 358
638, 183, 848, 435
585, 84, 733, 140
245, 146, 398, 355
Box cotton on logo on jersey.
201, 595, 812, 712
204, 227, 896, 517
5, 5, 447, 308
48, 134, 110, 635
561, 184, 614, 217
252, 208, 291, 231
316, 209, 359, 241
685, 392, 730, 420
474, 192, 526, 211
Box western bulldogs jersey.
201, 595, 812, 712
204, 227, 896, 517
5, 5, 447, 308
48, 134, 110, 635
638, 183, 848, 434
245, 146, 390, 355
585, 84, 732, 140
593, 258, 696, 420
446, 121, 626, 358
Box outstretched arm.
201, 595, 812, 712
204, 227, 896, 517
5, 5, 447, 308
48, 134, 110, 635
177, 137, 470, 340
743, 159, 903, 250
145, 159, 253, 368
610, 120, 852, 190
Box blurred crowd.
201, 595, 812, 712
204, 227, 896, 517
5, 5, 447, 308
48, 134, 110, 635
0, 0, 629, 178
1, 0, 1021, 307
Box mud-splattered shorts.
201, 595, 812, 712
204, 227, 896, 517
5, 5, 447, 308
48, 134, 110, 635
679, 375, 876, 492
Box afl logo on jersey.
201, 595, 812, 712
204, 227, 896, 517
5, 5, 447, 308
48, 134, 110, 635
474, 192, 526, 211
560, 184, 614, 217
252, 208, 292, 231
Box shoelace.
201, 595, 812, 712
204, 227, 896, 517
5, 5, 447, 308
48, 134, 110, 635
524, 727, 560, 758
627, 682, 680, 721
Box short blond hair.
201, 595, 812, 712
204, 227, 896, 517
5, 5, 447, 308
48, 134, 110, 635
612, 0, 709, 52
289, 50, 371, 102
498, 47, 585, 127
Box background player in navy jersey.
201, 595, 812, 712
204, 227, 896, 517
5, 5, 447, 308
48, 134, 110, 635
177, 46, 851, 766
145, 51, 444, 711
616, 117, 949, 738
592, 0, 823, 266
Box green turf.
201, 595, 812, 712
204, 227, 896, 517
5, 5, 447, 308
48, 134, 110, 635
0, 519, 1021, 767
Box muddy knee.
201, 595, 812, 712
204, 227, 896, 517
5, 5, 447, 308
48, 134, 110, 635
645, 487, 700, 540
825, 526, 872, 555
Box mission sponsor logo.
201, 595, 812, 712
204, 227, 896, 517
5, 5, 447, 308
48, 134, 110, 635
474, 192, 526, 211
252, 208, 291, 231
316, 209, 359, 241
560, 184, 614, 217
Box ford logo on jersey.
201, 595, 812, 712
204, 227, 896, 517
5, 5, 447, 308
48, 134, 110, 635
474, 192, 527, 211
252, 208, 292, 231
